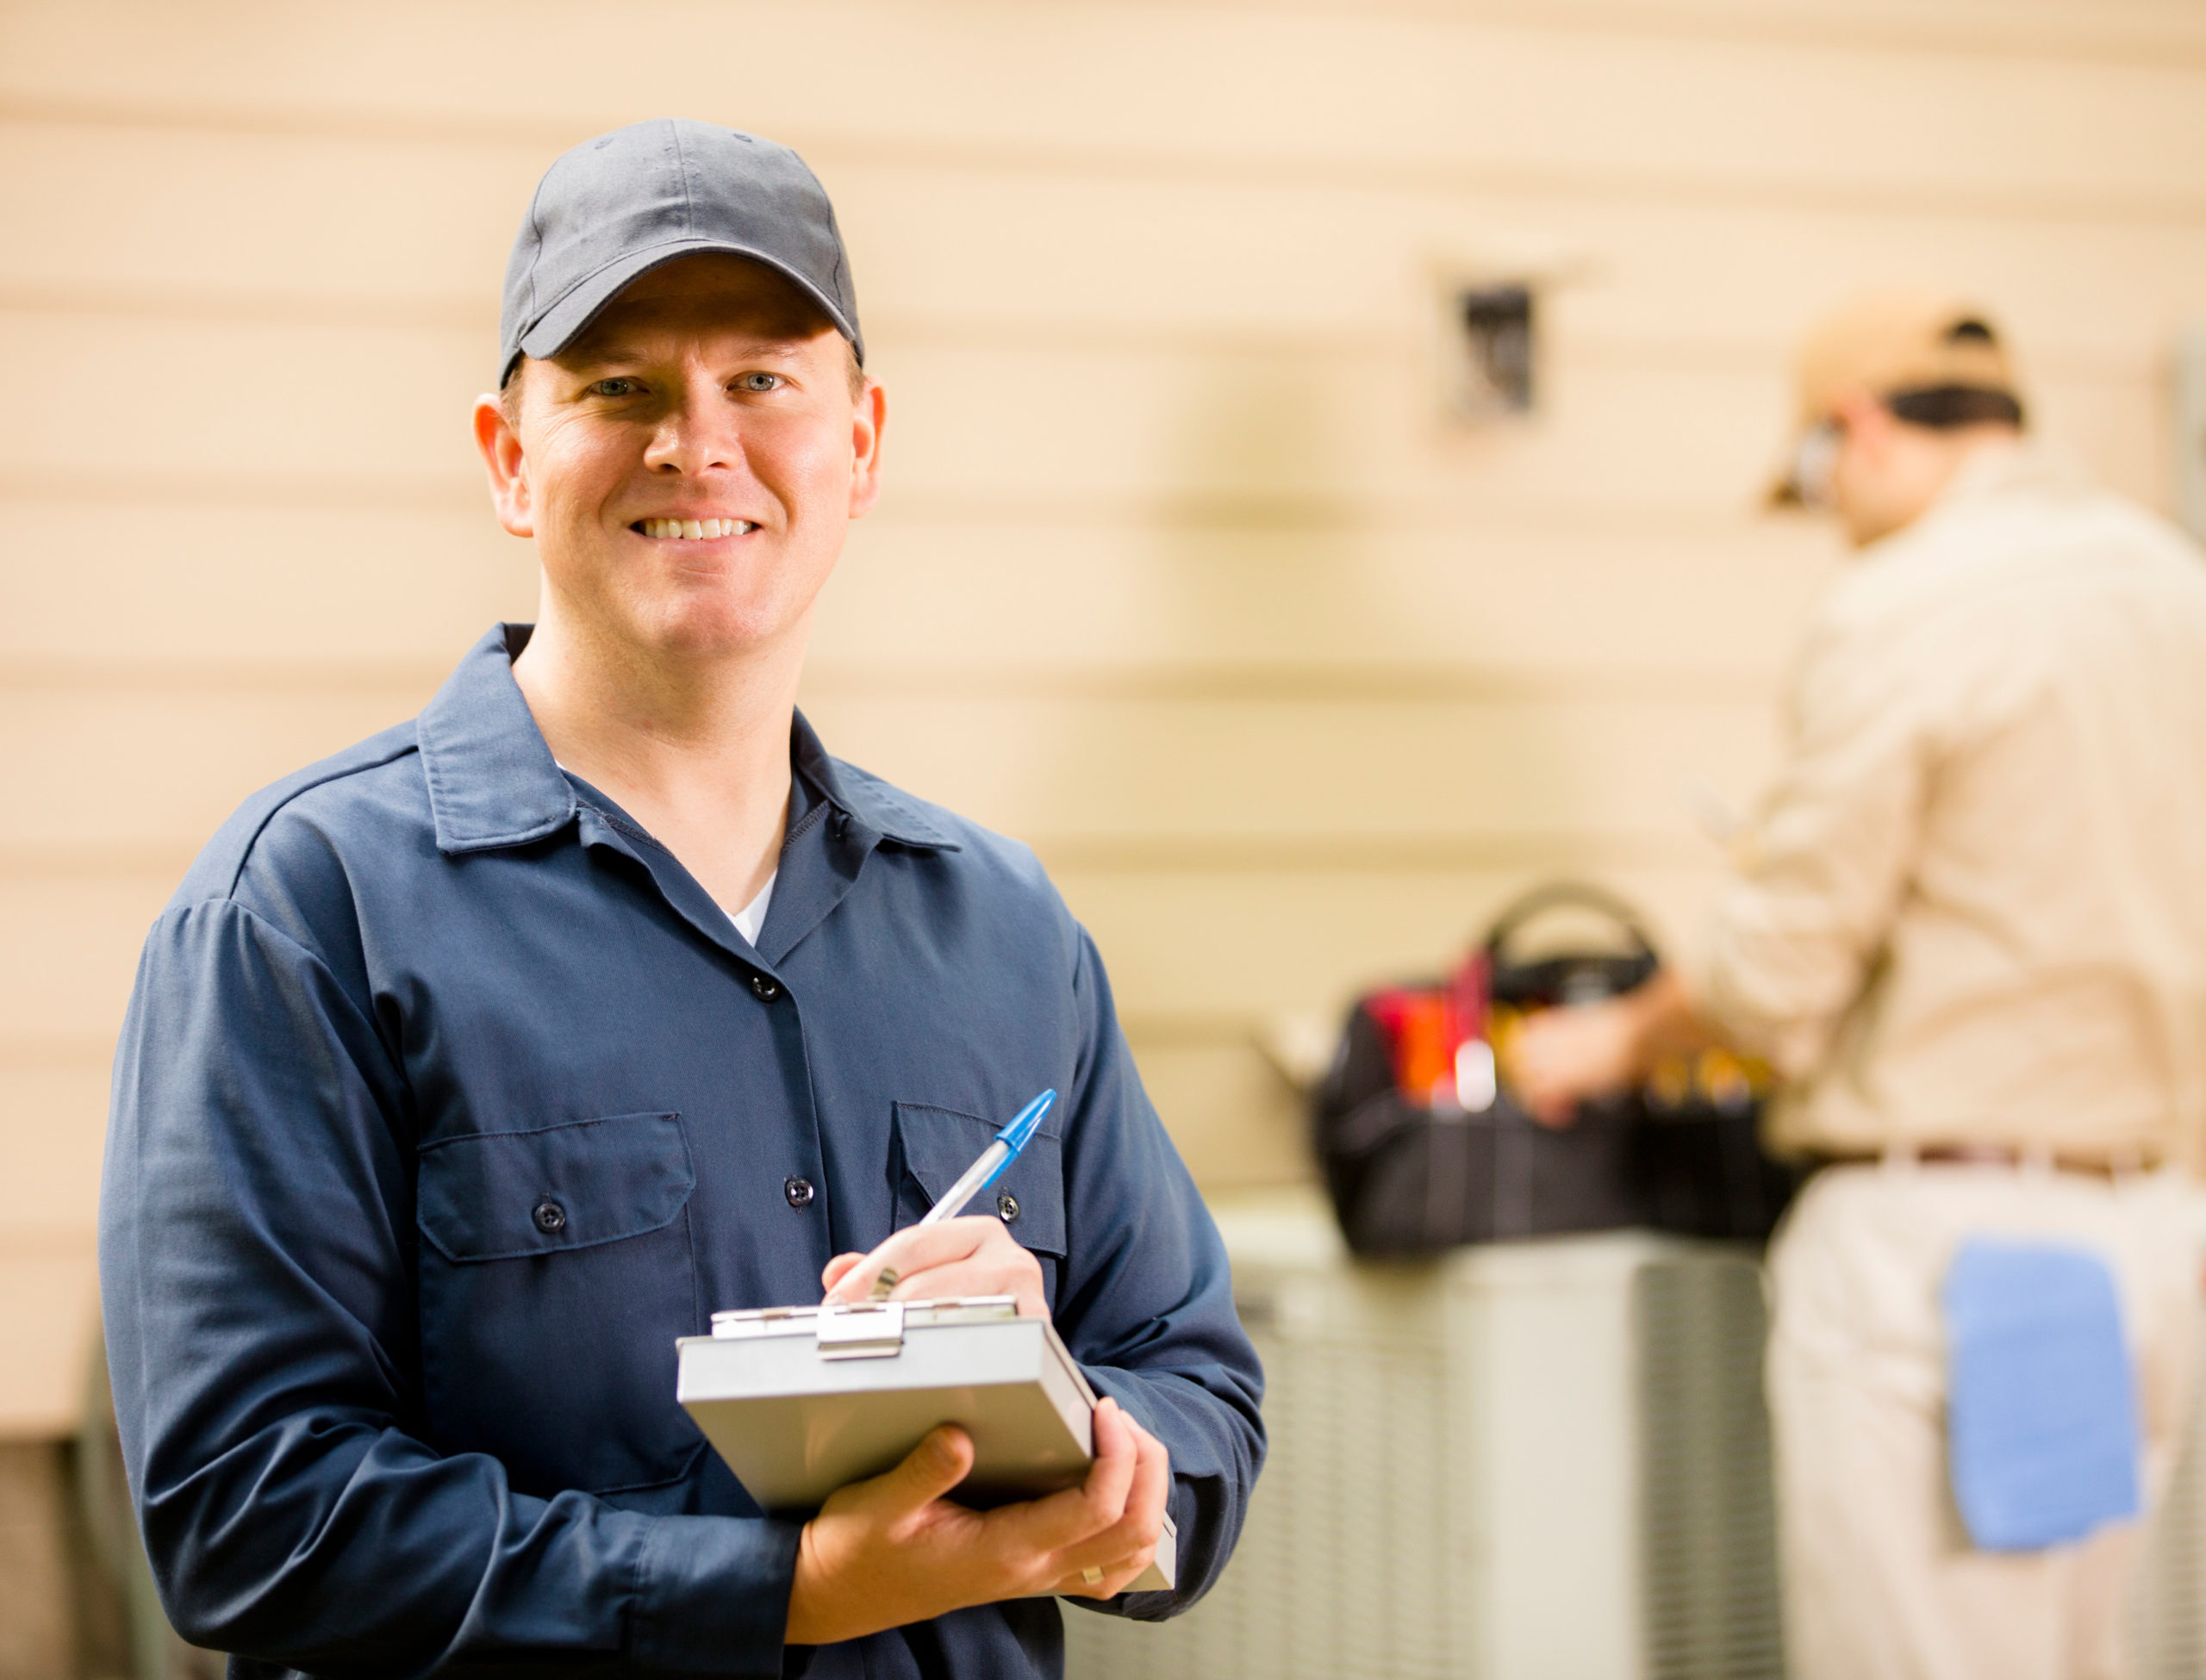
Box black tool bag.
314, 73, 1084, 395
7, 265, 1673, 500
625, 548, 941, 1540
1312, 883, 1800, 1258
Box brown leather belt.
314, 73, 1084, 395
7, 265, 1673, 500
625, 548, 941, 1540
1815, 1144, 2153, 1182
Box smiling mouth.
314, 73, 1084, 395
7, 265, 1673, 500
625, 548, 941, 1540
633, 518, 757, 540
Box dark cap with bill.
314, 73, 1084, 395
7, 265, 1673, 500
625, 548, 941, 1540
499, 118, 862, 386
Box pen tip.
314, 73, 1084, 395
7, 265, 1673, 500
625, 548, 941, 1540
1000, 1088, 1055, 1148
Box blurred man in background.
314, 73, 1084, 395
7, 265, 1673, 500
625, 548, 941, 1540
1509, 290, 2206, 1679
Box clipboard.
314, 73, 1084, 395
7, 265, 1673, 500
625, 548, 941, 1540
676, 1296, 1175, 1590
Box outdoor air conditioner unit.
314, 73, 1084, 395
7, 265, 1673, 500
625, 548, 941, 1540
1063, 1192, 1784, 1680
2137, 1341, 2206, 1679
1067, 1191, 2206, 1680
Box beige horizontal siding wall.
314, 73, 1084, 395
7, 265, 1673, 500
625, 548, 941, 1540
4, 0, 2204, 1434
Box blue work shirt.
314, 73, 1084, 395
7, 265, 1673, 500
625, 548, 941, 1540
100, 625, 1264, 1680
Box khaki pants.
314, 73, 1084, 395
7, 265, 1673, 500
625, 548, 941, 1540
1766, 1161, 2206, 1680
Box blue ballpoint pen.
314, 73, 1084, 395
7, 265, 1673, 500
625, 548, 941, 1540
917, 1088, 1056, 1226
868, 1088, 1056, 1298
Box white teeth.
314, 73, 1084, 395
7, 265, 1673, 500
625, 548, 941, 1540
641, 517, 752, 539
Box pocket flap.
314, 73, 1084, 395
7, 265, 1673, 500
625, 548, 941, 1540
893, 1101, 1066, 1256
418, 1112, 695, 1263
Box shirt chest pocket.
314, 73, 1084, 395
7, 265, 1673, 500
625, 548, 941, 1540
892, 1101, 1067, 1258
414, 1113, 703, 1497
418, 1111, 695, 1260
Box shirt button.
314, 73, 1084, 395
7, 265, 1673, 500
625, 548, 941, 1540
533, 1199, 567, 1235
997, 1192, 1020, 1223
784, 1177, 815, 1209
751, 974, 781, 1002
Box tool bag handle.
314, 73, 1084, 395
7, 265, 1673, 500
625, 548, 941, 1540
1483, 880, 1657, 963
1481, 881, 1659, 1007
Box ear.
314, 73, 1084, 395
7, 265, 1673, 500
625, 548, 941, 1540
846, 379, 887, 520
473, 391, 536, 538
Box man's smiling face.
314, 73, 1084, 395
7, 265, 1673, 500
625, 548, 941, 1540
478, 252, 882, 662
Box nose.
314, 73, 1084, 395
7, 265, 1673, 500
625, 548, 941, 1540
641, 367, 745, 477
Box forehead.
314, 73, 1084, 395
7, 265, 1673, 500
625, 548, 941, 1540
562, 253, 836, 361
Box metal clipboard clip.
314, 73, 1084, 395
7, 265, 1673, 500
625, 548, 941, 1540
814, 1300, 905, 1360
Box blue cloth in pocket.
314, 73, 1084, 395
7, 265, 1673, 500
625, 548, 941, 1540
1942, 1237, 2140, 1552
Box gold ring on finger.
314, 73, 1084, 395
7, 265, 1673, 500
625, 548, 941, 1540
1081, 1566, 1104, 1586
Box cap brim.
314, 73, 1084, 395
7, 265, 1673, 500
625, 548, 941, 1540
507, 237, 863, 383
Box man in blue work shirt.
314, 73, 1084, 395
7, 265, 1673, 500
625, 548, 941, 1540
99, 119, 1264, 1679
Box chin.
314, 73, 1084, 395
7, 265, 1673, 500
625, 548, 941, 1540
633, 590, 802, 660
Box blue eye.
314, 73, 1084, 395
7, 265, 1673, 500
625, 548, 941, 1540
589, 377, 642, 397
737, 372, 782, 393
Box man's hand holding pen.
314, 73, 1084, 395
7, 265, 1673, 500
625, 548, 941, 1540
821, 1215, 1050, 1321
820, 1088, 1062, 1319
786, 1089, 1174, 1643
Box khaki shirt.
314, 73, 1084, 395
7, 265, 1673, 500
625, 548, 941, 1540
1698, 443, 2206, 1169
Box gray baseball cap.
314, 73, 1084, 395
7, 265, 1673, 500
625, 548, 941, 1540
498, 118, 862, 386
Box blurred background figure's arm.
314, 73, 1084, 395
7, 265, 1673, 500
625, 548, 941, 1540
1503, 969, 1716, 1125
1507, 600, 1932, 1129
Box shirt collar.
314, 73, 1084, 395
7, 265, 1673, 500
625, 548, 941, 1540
418, 624, 959, 856
788, 711, 960, 852
1929, 437, 2092, 517
418, 625, 575, 854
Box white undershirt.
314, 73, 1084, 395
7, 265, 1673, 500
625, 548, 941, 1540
728, 871, 776, 946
